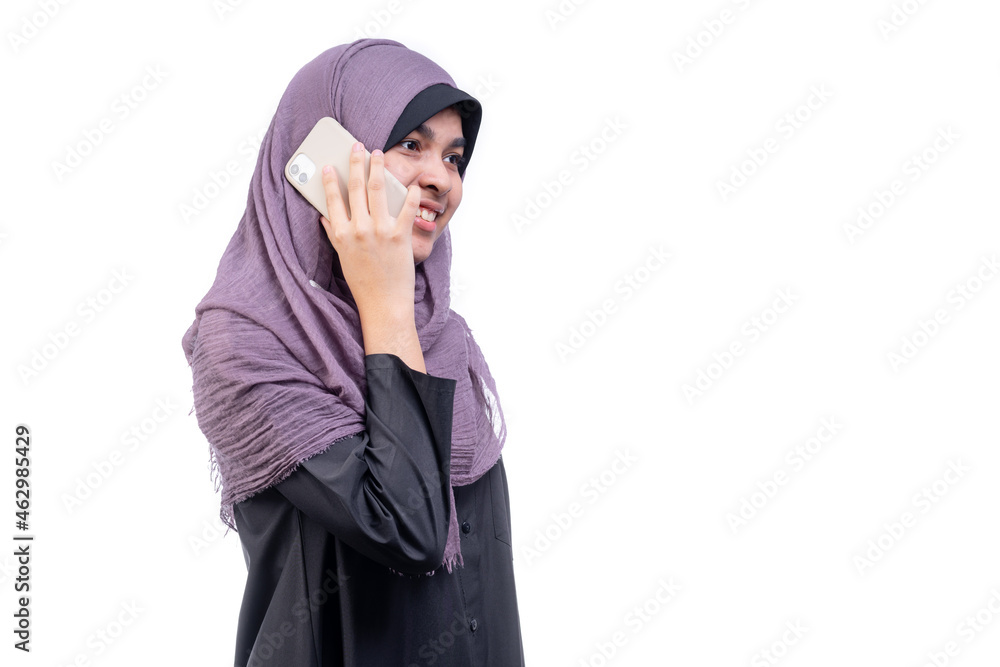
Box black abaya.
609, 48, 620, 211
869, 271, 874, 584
230, 353, 525, 666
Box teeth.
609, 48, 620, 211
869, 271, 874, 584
419, 207, 437, 222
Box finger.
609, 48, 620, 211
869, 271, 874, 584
321, 165, 348, 229
367, 148, 389, 227
346, 141, 369, 227
396, 183, 422, 234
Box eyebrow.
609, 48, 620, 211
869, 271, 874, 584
411, 122, 466, 149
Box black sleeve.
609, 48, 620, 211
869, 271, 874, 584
273, 352, 456, 574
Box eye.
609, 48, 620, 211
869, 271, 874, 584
395, 138, 466, 168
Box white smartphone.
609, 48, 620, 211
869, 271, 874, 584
284, 116, 409, 220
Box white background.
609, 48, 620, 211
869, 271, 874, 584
3, 0, 1000, 665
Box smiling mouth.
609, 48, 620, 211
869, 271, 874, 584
413, 207, 439, 232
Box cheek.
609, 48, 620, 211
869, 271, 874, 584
382, 154, 411, 185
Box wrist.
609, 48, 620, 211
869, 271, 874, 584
357, 300, 415, 329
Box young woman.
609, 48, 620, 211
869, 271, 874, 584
181, 38, 524, 666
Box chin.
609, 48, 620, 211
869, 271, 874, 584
412, 250, 429, 265
412, 241, 433, 265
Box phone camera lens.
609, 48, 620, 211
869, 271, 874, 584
290, 164, 299, 175
298, 173, 307, 184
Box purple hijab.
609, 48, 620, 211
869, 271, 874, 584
181, 39, 506, 573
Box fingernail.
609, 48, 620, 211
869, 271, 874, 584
353, 142, 363, 153
322, 165, 331, 174
372, 149, 382, 158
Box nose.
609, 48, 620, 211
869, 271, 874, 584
414, 153, 452, 196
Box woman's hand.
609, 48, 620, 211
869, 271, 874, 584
319, 141, 427, 372
320, 141, 421, 314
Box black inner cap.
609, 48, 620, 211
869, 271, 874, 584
383, 83, 482, 178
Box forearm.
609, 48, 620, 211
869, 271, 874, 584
274, 353, 456, 573
357, 304, 426, 374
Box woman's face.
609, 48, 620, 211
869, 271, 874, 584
383, 106, 465, 264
